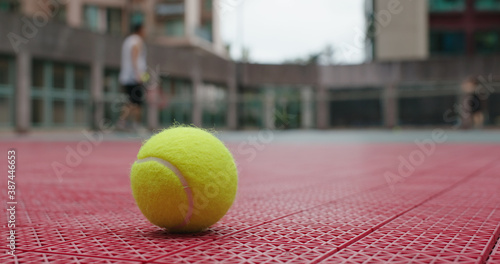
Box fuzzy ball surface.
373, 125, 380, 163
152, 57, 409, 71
130, 127, 238, 233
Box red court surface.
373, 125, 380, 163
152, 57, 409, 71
1, 140, 500, 263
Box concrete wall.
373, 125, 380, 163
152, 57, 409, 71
2, 12, 500, 131
374, 0, 429, 61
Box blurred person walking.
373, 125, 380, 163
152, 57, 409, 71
116, 23, 148, 132
460, 76, 486, 129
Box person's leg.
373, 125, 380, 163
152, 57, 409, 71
131, 84, 145, 128
116, 85, 135, 131
134, 105, 142, 123
473, 112, 484, 128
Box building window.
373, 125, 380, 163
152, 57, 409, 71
428, 0, 466, 12
83, 5, 100, 32
0, 58, 8, 85
197, 22, 213, 42
430, 31, 466, 55
155, 1, 185, 37
475, 0, 500, 11
107, 8, 122, 35
53, 62, 66, 90
31, 60, 90, 127
201, 83, 227, 128
165, 19, 185, 36
49, 3, 66, 23
203, 0, 213, 11
475, 31, 500, 53
131, 11, 145, 25
0, 0, 19, 13
159, 77, 192, 126
0, 56, 14, 127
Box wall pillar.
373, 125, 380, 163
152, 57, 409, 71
301, 86, 313, 129
226, 62, 237, 129
315, 65, 328, 129
66, 0, 82, 28
315, 85, 328, 129
263, 88, 275, 130
147, 71, 159, 130
382, 84, 398, 128
191, 56, 202, 127
15, 51, 31, 133
90, 37, 105, 130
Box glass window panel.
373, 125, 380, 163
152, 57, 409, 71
399, 96, 456, 125
201, 83, 226, 127
475, 0, 500, 10
50, 3, 66, 22
239, 90, 262, 128
0, 58, 9, 85
104, 101, 122, 123
74, 99, 87, 125
74, 66, 89, 91
31, 98, 44, 124
0, 97, 9, 123
52, 100, 65, 124
0, 0, 20, 13
107, 8, 122, 35
159, 78, 192, 125
165, 19, 185, 36
329, 99, 382, 127
32, 60, 45, 89
104, 70, 119, 93
83, 5, 99, 31
429, 0, 466, 12
131, 12, 144, 25
488, 93, 500, 125
329, 88, 382, 127
430, 31, 466, 55
475, 31, 500, 53
203, 0, 212, 11
53, 63, 65, 90
197, 22, 212, 42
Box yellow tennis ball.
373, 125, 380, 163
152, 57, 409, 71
130, 127, 238, 233
141, 72, 150, 83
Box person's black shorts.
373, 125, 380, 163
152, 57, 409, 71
466, 94, 482, 114
124, 83, 145, 106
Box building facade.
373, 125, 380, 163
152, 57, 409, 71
1, 0, 500, 132
366, 0, 500, 61
3, 0, 226, 57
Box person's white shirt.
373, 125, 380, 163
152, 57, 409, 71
119, 34, 147, 85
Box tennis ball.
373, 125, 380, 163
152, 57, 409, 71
130, 127, 238, 233
141, 72, 150, 83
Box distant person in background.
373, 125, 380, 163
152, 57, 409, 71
461, 76, 485, 129
117, 23, 147, 132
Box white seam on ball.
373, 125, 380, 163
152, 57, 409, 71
135, 157, 194, 229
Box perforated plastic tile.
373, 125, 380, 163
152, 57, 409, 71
487, 237, 500, 263
0, 252, 142, 264
1, 141, 499, 263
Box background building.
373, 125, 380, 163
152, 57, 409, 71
3, 0, 226, 57
366, 0, 500, 61
0, 0, 499, 133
